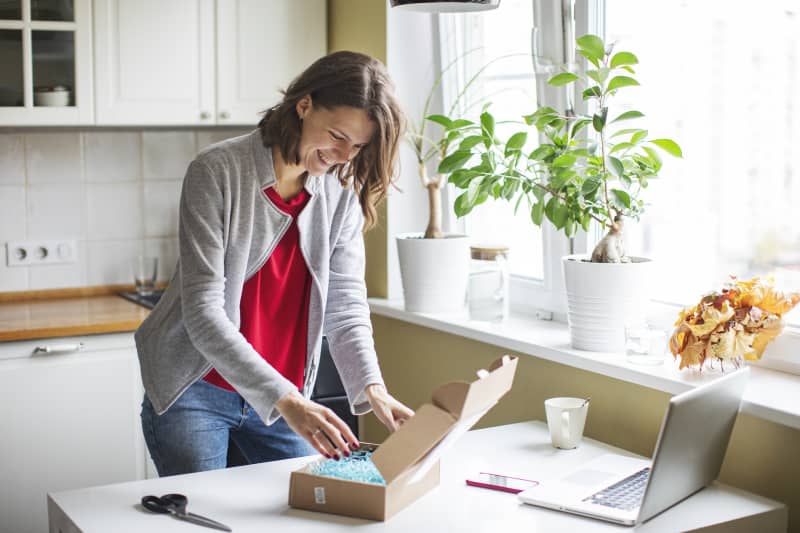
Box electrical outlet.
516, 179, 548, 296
6, 240, 77, 267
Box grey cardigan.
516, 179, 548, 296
135, 130, 384, 425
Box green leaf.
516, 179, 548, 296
552, 203, 569, 229
451, 118, 475, 129
608, 156, 624, 177
610, 51, 639, 68
530, 201, 544, 225
592, 107, 608, 132
606, 76, 640, 92
548, 72, 580, 86
581, 177, 601, 195
425, 114, 452, 128
501, 178, 519, 200
586, 68, 609, 85
505, 131, 528, 152
612, 188, 632, 209
552, 153, 577, 167
643, 146, 662, 170
630, 130, 648, 144
480, 112, 495, 145
609, 142, 634, 154
576, 34, 605, 62
582, 86, 602, 100
453, 192, 469, 216
649, 138, 683, 157
458, 135, 483, 151
611, 110, 645, 123
611, 128, 645, 138
570, 118, 592, 137
437, 150, 472, 174
530, 144, 555, 161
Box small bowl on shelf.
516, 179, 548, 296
34, 85, 71, 106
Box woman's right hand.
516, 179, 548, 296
275, 391, 359, 459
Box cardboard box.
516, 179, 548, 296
288, 355, 518, 521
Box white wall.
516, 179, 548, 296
385, 6, 443, 299
0, 127, 250, 291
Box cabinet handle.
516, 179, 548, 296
219, 111, 230, 120
34, 342, 85, 354
200, 111, 211, 120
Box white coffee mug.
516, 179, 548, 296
544, 397, 589, 449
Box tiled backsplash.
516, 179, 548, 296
0, 127, 252, 292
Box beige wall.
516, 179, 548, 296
363, 316, 800, 532
327, 0, 389, 297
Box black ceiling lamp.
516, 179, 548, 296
389, 0, 500, 13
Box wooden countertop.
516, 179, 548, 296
0, 286, 150, 342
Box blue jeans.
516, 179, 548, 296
141, 379, 315, 477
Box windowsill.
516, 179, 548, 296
369, 298, 800, 431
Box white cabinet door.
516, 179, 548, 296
93, 0, 216, 125
0, 333, 146, 533
0, 0, 94, 126
215, 0, 326, 125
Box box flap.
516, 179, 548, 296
371, 355, 517, 484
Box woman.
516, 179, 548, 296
136, 51, 413, 476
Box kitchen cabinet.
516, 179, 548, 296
94, 0, 326, 126
0, 332, 148, 533
0, 0, 94, 125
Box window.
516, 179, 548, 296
605, 0, 800, 328
438, 0, 544, 280
438, 0, 799, 333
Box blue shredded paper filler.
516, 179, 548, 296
310, 450, 386, 485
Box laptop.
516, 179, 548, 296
518, 367, 749, 526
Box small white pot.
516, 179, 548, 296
396, 233, 469, 313
562, 254, 652, 352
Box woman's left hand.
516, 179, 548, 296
365, 384, 414, 432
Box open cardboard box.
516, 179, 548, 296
288, 355, 518, 521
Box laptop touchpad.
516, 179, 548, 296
562, 469, 617, 486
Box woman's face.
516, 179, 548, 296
295, 96, 375, 176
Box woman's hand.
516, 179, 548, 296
365, 384, 414, 432
275, 391, 358, 459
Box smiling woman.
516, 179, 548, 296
135, 50, 413, 477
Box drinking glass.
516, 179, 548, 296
133, 256, 158, 296
625, 322, 668, 365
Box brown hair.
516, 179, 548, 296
258, 51, 406, 230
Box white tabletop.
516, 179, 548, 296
48, 421, 786, 533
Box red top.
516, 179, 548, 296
204, 186, 312, 392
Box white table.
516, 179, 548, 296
48, 421, 787, 533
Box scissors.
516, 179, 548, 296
141, 493, 232, 531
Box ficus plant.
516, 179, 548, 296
431, 34, 683, 262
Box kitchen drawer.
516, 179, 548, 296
0, 331, 135, 361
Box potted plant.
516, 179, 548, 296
432, 34, 682, 351
396, 53, 499, 313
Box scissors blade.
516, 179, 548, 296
175, 511, 232, 532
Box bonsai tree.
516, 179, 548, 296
434, 34, 682, 262
409, 52, 518, 239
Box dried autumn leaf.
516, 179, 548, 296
708, 328, 753, 361
757, 287, 800, 316
746, 317, 785, 361
669, 325, 689, 356
686, 302, 734, 338
678, 337, 707, 369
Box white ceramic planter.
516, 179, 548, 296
562, 254, 652, 353
396, 233, 470, 313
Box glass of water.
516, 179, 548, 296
625, 322, 667, 365
133, 256, 158, 296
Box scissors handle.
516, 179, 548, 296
141, 495, 172, 514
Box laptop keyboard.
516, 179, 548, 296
583, 467, 650, 511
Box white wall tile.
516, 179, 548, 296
25, 132, 82, 183
27, 184, 84, 239
86, 240, 143, 286
197, 128, 251, 153
84, 131, 141, 182
143, 131, 195, 180
143, 180, 182, 238
0, 134, 25, 185
28, 241, 87, 290
0, 186, 26, 241
144, 237, 179, 282
0, 263, 28, 292
86, 182, 143, 240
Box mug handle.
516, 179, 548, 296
561, 410, 571, 443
